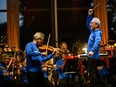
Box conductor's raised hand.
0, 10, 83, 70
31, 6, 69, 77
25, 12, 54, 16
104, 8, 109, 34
88, 9, 93, 15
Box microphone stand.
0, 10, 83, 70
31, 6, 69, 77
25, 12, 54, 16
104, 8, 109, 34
101, 39, 107, 54
113, 30, 116, 35
111, 28, 116, 35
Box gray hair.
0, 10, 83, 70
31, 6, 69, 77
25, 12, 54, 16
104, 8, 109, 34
33, 32, 45, 40
91, 17, 101, 27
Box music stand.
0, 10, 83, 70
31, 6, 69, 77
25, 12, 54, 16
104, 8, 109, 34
62, 56, 78, 72
62, 56, 79, 87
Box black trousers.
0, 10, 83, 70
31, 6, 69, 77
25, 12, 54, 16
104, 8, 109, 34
27, 71, 53, 87
88, 58, 100, 87
88, 58, 108, 87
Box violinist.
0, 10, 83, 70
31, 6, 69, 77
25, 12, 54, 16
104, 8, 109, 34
0, 56, 14, 87
59, 42, 70, 55
25, 32, 58, 87
51, 42, 70, 86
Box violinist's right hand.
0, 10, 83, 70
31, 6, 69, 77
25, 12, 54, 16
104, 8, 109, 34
52, 48, 59, 54
41, 51, 47, 56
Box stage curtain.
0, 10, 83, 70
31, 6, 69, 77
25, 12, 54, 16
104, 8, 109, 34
7, 0, 19, 51
94, 0, 108, 45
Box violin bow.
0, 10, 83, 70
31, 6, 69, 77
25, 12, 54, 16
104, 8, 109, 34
4, 58, 13, 74
46, 34, 51, 55
93, 2, 101, 10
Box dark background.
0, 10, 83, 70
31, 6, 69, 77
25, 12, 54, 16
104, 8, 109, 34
19, 0, 116, 51
0, 0, 115, 51
19, 0, 92, 51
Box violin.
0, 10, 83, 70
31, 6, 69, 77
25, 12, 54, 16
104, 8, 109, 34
38, 45, 55, 52
38, 44, 60, 56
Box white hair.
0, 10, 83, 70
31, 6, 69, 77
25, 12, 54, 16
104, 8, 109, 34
33, 32, 45, 40
91, 17, 101, 27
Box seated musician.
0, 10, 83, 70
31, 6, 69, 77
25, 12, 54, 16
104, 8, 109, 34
54, 53, 79, 87
20, 58, 29, 84
59, 42, 70, 55
96, 60, 109, 87
97, 60, 109, 75
0, 56, 14, 87
42, 61, 53, 79
51, 42, 70, 86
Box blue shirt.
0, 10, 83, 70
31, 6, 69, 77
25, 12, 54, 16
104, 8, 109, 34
25, 42, 54, 72
0, 63, 13, 84
43, 70, 49, 79
97, 66, 109, 75
20, 66, 29, 83
0, 63, 6, 77
86, 16, 102, 59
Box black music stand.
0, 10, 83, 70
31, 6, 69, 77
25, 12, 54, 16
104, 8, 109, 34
62, 57, 79, 87
62, 58, 78, 72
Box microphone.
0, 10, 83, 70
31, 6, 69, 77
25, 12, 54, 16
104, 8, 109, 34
111, 28, 114, 30
110, 28, 116, 35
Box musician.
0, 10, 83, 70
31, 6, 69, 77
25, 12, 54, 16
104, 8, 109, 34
60, 42, 70, 55
42, 60, 54, 86
42, 62, 49, 79
51, 42, 70, 86
86, 9, 102, 87
0, 56, 14, 87
20, 58, 28, 84
25, 32, 58, 87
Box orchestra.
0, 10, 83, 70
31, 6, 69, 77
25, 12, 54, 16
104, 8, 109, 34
0, 1, 116, 85
0, 32, 116, 87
